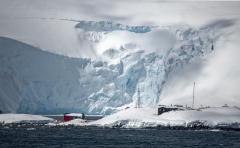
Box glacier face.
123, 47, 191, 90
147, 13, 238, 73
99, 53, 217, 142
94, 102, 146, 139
75, 21, 157, 33
0, 21, 216, 115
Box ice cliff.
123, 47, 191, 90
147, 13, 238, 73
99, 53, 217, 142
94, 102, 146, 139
75, 21, 157, 33
0, 21, 216, 115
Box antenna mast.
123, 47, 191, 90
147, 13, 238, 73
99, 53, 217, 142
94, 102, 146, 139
192, 82, 195, 109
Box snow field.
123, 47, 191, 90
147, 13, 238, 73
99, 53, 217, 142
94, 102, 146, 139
89, 107, 240, 129
0, 114, 54, 124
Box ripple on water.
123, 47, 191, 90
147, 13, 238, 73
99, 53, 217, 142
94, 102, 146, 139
0, 129, 240, 147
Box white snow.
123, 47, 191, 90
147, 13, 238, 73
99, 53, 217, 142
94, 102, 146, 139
64, 113, 84, 117
89, 107, 240, 129
0, 114, 54, 124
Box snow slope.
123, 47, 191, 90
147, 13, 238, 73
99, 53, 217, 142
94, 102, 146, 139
0, 1, 240, 114
0, 114, 54, 124
89, 107, 240, 129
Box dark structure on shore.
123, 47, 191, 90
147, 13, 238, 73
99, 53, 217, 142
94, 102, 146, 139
158, 106, 177, 115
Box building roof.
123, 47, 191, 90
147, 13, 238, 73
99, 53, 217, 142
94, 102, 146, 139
64, 113, 83, 116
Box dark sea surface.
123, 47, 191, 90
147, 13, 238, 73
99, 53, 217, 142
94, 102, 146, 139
0, 128, 240, 148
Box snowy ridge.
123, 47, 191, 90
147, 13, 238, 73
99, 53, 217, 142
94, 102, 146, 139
0, 23, 216, 115
75, 21, 157, 33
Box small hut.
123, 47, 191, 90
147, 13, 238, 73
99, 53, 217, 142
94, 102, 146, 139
64, 113, 85, 121
158, 107, 177, 115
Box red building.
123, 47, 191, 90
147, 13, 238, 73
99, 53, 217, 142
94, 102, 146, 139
64, 113, 85, 121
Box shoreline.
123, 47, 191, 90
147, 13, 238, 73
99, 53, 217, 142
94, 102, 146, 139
1, 123, 240, 131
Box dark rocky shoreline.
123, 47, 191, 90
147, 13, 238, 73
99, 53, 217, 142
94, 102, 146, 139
1, 122, 239, 131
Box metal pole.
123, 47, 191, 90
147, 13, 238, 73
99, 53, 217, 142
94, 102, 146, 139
193, 82, 195, 109
138, 87, 140, 108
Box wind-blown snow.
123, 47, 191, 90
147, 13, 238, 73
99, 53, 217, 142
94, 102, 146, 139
0, 1, 240, 115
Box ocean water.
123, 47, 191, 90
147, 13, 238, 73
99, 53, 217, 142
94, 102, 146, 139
0, 128, 240, 147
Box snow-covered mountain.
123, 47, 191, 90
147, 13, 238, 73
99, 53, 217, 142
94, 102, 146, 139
0, 1, 240, 114
0, 21, 216, 114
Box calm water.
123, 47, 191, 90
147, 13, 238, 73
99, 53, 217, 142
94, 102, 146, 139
0, 128, 240, 147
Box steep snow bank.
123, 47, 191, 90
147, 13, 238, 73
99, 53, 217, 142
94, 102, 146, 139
0, 37, 91, 114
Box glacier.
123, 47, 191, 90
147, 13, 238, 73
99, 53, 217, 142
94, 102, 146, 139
75, 21, 157, 33
0, 20, 216, 115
